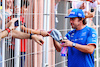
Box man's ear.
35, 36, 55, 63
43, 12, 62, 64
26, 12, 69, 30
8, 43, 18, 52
81, 18, 84, 23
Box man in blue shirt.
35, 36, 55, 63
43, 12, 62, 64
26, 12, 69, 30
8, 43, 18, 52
53, 9, 97, 67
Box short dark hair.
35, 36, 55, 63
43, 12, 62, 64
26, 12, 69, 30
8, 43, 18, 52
21, 0, 29, 8
78, 17, 87, 25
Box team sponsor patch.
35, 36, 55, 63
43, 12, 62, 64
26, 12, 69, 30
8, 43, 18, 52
92, 34, 96, 37
78, 13, 82, 17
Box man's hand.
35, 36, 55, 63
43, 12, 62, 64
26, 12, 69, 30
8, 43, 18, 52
32, 35, 44, 45
9, 18, 18, 30
40, 30, 50, 37
61, 39, 73, 47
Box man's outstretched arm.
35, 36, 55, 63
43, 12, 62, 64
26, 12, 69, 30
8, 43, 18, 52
11, 30, 44, 45
53, 39, 62, 52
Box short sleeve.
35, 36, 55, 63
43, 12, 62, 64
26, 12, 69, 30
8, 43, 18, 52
65, 31, 71, 40
86, 28, 97, 46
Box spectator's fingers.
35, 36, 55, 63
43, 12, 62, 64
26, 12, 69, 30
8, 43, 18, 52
61, 40, 67, 43
37, 40, 42, 46
10, 18, 18, 22
39, 37, 44, 44
9, 18, 18, 30
47, 33, 50, 36
40, 39, 44, 45
61, 43, 67, 47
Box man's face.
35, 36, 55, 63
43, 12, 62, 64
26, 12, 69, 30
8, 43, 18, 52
6, 0, 13, 7
21, 5, 28, 14
70, 17, 80, 29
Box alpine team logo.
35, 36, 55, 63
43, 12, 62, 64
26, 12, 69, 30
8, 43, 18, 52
82, 32, 86, 36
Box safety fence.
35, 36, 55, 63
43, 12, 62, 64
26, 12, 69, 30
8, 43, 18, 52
0, 0, 100, 67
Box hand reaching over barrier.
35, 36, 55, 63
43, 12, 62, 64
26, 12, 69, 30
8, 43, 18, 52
31, 35, 44, 46
0, 18, 18, 39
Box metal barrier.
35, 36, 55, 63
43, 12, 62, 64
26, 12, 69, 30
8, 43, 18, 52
0, 0, 100, 67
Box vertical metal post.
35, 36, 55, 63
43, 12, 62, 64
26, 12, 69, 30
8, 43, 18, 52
46, 0, 50, 66
42, 0, 47, 66
42, 0, 50, 67
14, 0, 21, 67
42, 0, 47, 67
2, 0, 5, 67
96, 5, 99, 67
34, 0, 37, 67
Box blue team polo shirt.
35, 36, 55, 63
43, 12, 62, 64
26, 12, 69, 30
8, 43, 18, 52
65, 26, 97, 67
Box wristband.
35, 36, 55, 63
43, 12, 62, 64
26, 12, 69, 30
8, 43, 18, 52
30, 34, 34, 39
8, 17, 11, 20
5, 28, 11, 33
